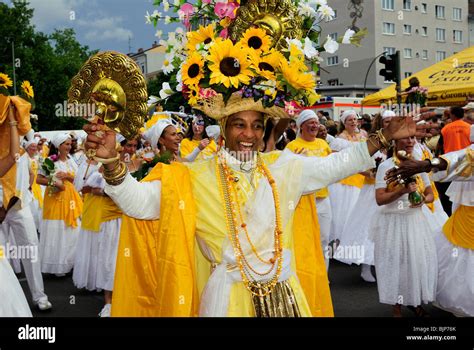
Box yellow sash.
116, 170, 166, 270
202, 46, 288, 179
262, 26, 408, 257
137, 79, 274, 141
293, 193, 334, 317
340, 173, 365, 189
111, 162, 198, 317
442, 205, 474, 250
43, 180, 83, 228
30, 160, 43, 209
364, 176, 376, 185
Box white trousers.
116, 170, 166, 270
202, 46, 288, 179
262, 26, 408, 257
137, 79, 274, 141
0, 205, 47, 303
316, 196, 332, 270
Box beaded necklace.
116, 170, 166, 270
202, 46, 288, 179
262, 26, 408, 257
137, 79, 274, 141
216, 151, 284, 297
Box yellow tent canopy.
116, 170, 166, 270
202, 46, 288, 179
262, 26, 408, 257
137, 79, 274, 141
362, 46, 474, 107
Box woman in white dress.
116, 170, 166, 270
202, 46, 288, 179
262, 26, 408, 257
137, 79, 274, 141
372, 135, 437, 317
336, 113, 391, 282
329, 110, 366, 244
37, 133, 83, 275
0, 102, 32, 317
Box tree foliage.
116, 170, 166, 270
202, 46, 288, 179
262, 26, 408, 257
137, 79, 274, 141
0, 0, 97, 131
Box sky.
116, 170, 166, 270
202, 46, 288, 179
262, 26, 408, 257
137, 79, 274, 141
4, 0, 176, 53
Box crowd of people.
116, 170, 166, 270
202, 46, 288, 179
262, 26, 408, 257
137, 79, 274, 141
1, 96, 472, 318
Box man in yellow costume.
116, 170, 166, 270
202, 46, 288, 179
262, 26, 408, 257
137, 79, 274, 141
84, 94, 414, 317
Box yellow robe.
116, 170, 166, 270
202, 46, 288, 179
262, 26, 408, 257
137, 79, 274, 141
112, 153, 330, 317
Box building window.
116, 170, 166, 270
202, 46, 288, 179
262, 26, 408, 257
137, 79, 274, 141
327, 56, 339, 66
436, 28, 446, 42
421, 3, 427, 13
403, 0, 412, 11
404, 48, 412, 58
382, 0, 394, 11
383, 22, 395, 35
436, 51, 446, 62
422, 50, 428, 60
383, 47, 396, 55
453, 8, 462, 21
403, 24, 412, 35
435, 5, 445, 19
405, 72, 413, 78
453, 30, 463, 43
421, 26, 428, 36
329, 33, 338, 41
328, 79, 339, 86
141, 65, 145, 73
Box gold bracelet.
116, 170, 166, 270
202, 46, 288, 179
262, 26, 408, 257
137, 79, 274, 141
103, 161, 127, 186
9, 121, 18, 127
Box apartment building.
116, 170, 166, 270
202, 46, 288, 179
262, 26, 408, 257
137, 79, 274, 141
319, 0, 470, 97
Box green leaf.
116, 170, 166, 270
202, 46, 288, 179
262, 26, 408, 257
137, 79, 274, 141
153, 0, 163, 6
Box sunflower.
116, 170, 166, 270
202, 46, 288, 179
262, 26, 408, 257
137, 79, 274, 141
288, 43, 308, 72
239, 27, 271, 53
186, 24, 216, 51
208, 39, 255, 89
21, 80, 34, 98
0, 73, 13, 89
187, 84, 200, 106
181, 52, 205, 86
280, 60, 316, 92
253, 49, 285, 81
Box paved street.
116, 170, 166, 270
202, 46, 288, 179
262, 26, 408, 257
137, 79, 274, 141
20, 260, 453, 318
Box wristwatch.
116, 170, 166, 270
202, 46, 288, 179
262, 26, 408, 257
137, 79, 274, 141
429, 157, 441, 173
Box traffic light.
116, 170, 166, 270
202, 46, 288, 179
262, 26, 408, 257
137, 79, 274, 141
379, 51, 400, 83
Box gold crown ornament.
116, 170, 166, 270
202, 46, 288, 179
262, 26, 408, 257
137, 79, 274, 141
68, 51, 148, 140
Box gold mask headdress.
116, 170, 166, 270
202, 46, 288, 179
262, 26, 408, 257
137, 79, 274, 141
68, 51, 147, 140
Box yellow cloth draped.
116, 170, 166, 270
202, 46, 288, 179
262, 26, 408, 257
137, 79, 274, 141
0, 96, 31, 160
82, 194, 123, 232
43, 181, 83, 228
442, 205, 474, 250
293, 193, 334, 317
340, 174, 365, 188
286, 138, 331, 198
180, 138, 217, 160
0, 149, 26, 208
111, 162, 199, 317
42, 145, 49, 159
30, 160, 43, 209
421, 148, 439, 212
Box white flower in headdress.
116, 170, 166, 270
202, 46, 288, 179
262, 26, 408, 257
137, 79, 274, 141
323, 35, 339, 54
285, 38, 303, 50
303, 37, 319, 59
159, 82, 173, 99
163, 0, 170, 11
317, 4, 335, 21
155, 30, 163, 38
165, 16, 171, 24
162, 53, 174, 75
313, 0, 327, 6
298, 2, 317, 18
145, 11, 152, 24
342, 29, 356, 44
176, 69, 183, 92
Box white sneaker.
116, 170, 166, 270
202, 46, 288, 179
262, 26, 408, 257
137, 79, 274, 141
360, 264, 376, 283
99, 304, 111, 317
36, 299, 52, 311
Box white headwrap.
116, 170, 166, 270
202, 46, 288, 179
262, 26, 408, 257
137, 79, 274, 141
382, 110, 396, 119
23, 138, 38, 150
206, 125, 220, 140
143, 119, 173, 149
52, 133, 71, 148
340, 110, 357, 125
296, 110, 319, 130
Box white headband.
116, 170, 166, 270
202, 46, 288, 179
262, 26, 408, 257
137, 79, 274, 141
382, 110, 396, 119
143, 119, 173, 149
296, 109, 319, 130
340, 110, 357, 124
23, 138, 38, 150
52, 133, 71, 148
